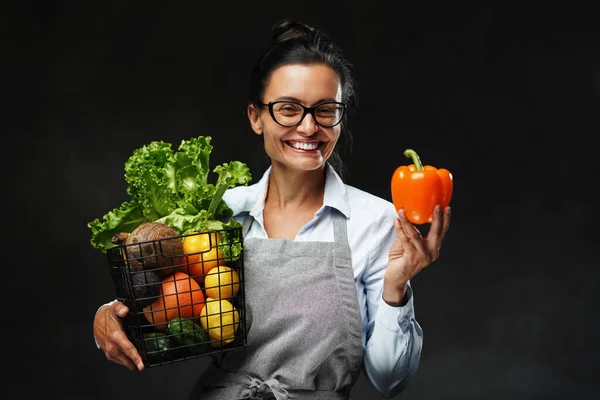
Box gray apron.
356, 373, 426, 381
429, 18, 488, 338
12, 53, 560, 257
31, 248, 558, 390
189, 210, 363, 399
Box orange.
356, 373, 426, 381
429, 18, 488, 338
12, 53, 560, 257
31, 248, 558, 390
204, 266, 240, 300
180, 231, 223, 283
143, 271, 205, 331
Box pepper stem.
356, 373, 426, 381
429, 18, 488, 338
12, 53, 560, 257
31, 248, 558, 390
404, 149, 423, 171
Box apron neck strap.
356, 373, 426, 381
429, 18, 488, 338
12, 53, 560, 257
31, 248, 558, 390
331, 208, 348, 245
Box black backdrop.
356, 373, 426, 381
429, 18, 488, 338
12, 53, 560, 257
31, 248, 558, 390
5, 1, 599, 399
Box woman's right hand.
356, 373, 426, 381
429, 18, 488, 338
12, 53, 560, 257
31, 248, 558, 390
94, 301, 144, 371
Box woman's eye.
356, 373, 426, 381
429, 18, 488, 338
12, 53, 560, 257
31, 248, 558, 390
316, 106, 336, 116
278, 104, 301, 114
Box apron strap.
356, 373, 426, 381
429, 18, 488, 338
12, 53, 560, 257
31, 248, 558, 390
191, 365, 349, 399
244, 376, 289, 399
331, 209, 351, 264
331, 209, 348, 245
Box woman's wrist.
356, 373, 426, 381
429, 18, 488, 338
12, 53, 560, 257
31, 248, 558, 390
382, 281, 408, 307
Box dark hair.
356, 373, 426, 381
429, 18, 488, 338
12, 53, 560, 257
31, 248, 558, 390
249, 19, 356, 178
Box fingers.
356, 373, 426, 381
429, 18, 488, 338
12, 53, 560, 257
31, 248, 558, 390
425, 205, 451, 251
397, 205, 451, 262
393, 214, 411, 248
105, 324, 145, 370
429, 205, 444, 241
104, 344, 139, 371
397, 209, 427, 255
393, 217, 404, 237
441, 206, 451, 241
99, 302, 145, 371
105, 343, 144, 372
111, 340, 144, 371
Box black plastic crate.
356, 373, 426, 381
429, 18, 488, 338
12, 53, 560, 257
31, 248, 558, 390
106, 226, 247, 367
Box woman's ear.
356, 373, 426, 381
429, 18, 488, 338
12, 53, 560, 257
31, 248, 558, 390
247, 104, 263, 135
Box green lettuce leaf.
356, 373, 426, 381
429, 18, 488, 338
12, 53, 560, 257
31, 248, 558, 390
87, 136, 252, 254
87, 201, 148, 253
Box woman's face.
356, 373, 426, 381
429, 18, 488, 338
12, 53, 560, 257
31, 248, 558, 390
248, 63, 343, 172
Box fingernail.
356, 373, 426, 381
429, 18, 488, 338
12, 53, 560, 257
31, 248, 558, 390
137, 362, 144, 370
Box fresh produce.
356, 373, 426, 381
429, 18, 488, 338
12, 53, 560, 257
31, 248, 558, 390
180, 231, 223, 283
130, 269, 162, 309
142, 332, 172, 363
168, 317, 210, 354
143, 271, 205, 331
390, 149, 453, 225
143, 332, 172, 353
204, 265, 240, 300
114, 222, 184, 274
87, 136, 250, 357
199, 297, 240, 348
87, 136, 251, 262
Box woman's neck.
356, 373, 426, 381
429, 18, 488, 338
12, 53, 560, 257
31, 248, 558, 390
266, 163, 326, 212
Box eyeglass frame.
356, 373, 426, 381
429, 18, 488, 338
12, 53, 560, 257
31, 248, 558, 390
259, 100, 347, 128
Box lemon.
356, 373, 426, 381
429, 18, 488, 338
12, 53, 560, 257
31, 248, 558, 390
182, 231, 223, 284
204, 266, 240, 300
199, 297, 240, 347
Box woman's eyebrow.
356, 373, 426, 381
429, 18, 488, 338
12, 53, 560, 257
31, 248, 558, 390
272, 96, 339, 105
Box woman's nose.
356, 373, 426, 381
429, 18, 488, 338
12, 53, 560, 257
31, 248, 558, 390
296, 112, 319, 135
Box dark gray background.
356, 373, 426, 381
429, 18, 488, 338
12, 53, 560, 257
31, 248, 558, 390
4, 1, 598, 399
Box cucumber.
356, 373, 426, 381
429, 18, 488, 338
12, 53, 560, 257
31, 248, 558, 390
167, 317, 210, 355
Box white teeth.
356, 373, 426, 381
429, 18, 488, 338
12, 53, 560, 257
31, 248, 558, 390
290, 142, 319, 150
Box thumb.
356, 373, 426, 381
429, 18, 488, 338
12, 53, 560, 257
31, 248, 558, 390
113, 302, 129, 318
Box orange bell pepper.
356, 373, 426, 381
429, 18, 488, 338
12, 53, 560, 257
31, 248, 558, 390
391, 149, 453, 225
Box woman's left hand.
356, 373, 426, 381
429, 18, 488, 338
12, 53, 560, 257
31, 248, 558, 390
383, 205, 451, 306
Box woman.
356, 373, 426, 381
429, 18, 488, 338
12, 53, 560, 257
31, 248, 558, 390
93, 19, 451, 399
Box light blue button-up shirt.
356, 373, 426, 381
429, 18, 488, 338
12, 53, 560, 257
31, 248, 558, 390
223, 164, 423, 398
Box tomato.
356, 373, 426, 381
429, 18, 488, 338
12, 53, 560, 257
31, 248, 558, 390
180, 232, 223, 283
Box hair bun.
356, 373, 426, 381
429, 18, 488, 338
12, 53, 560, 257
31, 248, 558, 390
271, 19, 316, 43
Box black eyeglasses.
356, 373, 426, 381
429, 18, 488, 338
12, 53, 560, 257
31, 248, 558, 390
260, 101, 346, 128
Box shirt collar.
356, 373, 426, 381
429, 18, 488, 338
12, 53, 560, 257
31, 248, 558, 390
249, 163, 351, 219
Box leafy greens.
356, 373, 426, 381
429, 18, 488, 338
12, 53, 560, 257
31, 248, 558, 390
87, 136, 252, 258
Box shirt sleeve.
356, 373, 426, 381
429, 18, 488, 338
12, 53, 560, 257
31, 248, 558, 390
361, 204, 424, 398
94, 299, 118, 349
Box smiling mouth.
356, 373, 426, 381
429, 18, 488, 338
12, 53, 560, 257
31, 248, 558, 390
285, 141, 323, 151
